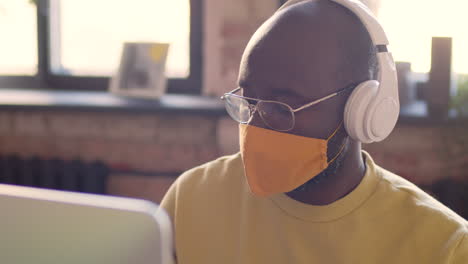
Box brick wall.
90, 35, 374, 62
0, 111, 219, 172
365, 124, 468, 185
0, 111, 221, 203
2, 109, 466, 204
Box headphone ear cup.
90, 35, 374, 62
344, 80, 379, 143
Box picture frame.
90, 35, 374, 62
110, 42, 170, 99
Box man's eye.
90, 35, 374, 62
244, 99, 256, 105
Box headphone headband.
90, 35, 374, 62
278, 0, 388, 46
330, 0, 388, 45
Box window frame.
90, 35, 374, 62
0, 0, 203, 94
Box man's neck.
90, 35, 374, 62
285, 143, 366, 205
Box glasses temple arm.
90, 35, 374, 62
293, 84, 356, 112
293, 93, 338, 112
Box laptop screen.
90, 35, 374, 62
0, 184, 173, 264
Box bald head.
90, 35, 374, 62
239, 0, 377, 97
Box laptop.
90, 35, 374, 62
0, 183, 173, 264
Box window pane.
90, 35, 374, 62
52, 0, 190, 78
379, 0, 468, 74
0, 0, 37, 75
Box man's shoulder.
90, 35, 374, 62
370, 164, 467, 260
160, 153, 246, 230
374, 164, 467, 228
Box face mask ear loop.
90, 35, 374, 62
328, 138, 347, 165
326, 120, 346, 165
326, 120, 344, 141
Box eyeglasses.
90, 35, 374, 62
220, 84, 355, 131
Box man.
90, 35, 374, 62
161, 0, 468, 263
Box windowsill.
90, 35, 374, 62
0, 89, 466, 125
0, 88, 226, 116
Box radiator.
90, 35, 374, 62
0, 155, 108, 194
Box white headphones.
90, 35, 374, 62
277, 0, 399, 143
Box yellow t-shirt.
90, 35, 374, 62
161, 152, 468, 264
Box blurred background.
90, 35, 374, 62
0, 0, 466, 218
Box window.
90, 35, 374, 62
0, 0, 202, 94
51, 0, 189, 78
0, 0, 37, 75
378, 0, 468, 74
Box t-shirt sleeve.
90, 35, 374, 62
450, 233, 468, 263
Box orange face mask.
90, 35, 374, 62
239, 123, 345, 197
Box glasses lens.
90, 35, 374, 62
224, 95, 251, 123
257, 101, 294, 131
